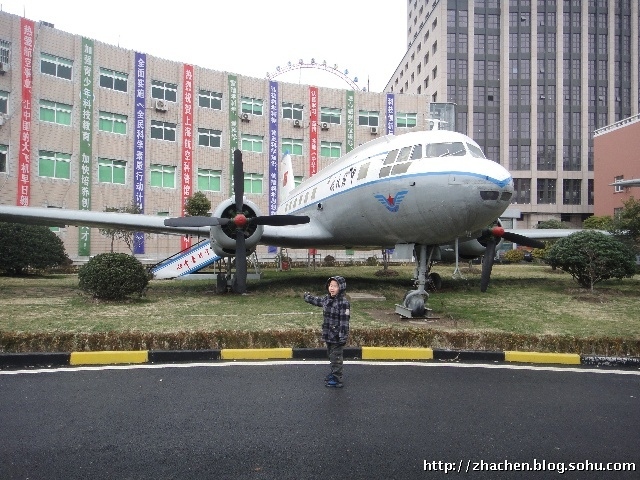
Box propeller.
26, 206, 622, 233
479, 225, 546, 293
164, 149, 310, 293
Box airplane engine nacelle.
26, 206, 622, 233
439, 238, 504, 262
209, 198, 264, 257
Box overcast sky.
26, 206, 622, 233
2, 0, 407, 92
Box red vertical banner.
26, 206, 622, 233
309, 86, 318, 177
180, 64, 194, 251
17, 18, 35, 206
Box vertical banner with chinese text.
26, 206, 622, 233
309, 86, 318, 176
17, 18, 35, 206
133, 52, 147, 254
346, 90, 355, 153
386, 93, 395, 135
78, 38, 94, 256
180, 64, 194, 251
228, 75, 238, 195
267, 81, 279, 255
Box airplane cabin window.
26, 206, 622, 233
411, 144, 423, 160
466, 142, 487, 158
384, 149, 398, 165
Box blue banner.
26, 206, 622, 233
386, 93, 395, 135
268, 81, 279, 255
133, 52, 147, 254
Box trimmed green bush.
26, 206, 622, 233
78, 253, 150, 300
503, 249, 525, 263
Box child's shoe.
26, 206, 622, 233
325, 375, 343, 388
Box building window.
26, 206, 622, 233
99, 68, 128, 92
38, 151, 71, 179
40, 53, 72, 80
0, 39, 10, 64
320, 107, 341, 124
614, 175, 624, 193
563, 179, 581, 205
0, 144, 7, 173
98, 111, 127, 134
0, 90, 8, 114
537, 179, 556, 204
397, 112, 417, 128
98, 158, 126, 184
358, 110, 379, 127
282, 102, 303, 120
282, 138, 303, 156
321, 141, 342, 158
40, 100, 72, 126
244, 173, 263, 194
241, 134, 263, 153
197, 128, 222, 148
537, 145, 556, 171
150, 164, 176, 188
150, 120, 176, 141
241, 97, 263, 116
197, 169, 222, 192
198, 90, 222, 110
151, 80, 177, 102
512, 178, 531, 204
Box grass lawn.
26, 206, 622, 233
1, 263, 639, 353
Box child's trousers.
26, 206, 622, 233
327, 342, 344, 381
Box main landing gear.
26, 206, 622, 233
395, 244, 439, 318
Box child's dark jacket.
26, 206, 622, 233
303, 276, 350, 344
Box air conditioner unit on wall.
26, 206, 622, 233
293, 119, 302, 128
241, 112, 250, 122
0, 62, 7, 74
370, 126, 379, 135
155, 99, 168, 112
321, 122, 329, 130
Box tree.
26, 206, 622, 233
583, 215, 613, 231
546, 230, 636, 291
0, 223, 70, 275
184, 191, 212, 217
78, 253, 150, 300
610, 197, 640, 250
99, 203, 142, 253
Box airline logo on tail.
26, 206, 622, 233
283, 171, 289, 186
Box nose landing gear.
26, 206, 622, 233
395, 244, 436, 318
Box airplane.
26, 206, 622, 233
0, 123, 545, 317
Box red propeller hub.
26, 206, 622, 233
233, 214, 248, 228
491, 226, 505, 237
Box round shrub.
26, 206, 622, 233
79, 253, 150, 300
503, 249, 525, 263
323, 255, 335, 267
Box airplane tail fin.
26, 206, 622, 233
279, 153, 296, 204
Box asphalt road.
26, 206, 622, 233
1, 362, 638, 479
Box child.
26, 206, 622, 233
304, 276, 350, 388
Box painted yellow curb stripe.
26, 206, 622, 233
221, 348, 293, 360
70, 351, 149, 366
505, 351, 581, 365
361, 347, 434, 360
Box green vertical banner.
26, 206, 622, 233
78, 38, 94, 256
346, 90, 355, 153
228, 75, 238, 194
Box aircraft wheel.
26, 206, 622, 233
427, 272, 442, 291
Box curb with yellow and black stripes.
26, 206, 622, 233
1, 347, 639, 369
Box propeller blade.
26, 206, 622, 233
164, 216, 230, 227
500, 231, 545, 249
233, 149, 244, 212
249, 215, 311, 226
480, 237, 496, 293
232, 229, 247, 293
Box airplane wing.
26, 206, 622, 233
261, 219, 336, 248
505, 228, 583, 240
0, 205, 209, 236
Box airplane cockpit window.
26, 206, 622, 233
396, 146, 413, 163
425, 142, 466, 158
466, 143, 486, 159
411, 144, 422, 160
384, 149, 398, 165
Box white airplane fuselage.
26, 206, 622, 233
263, 129, 514, 249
